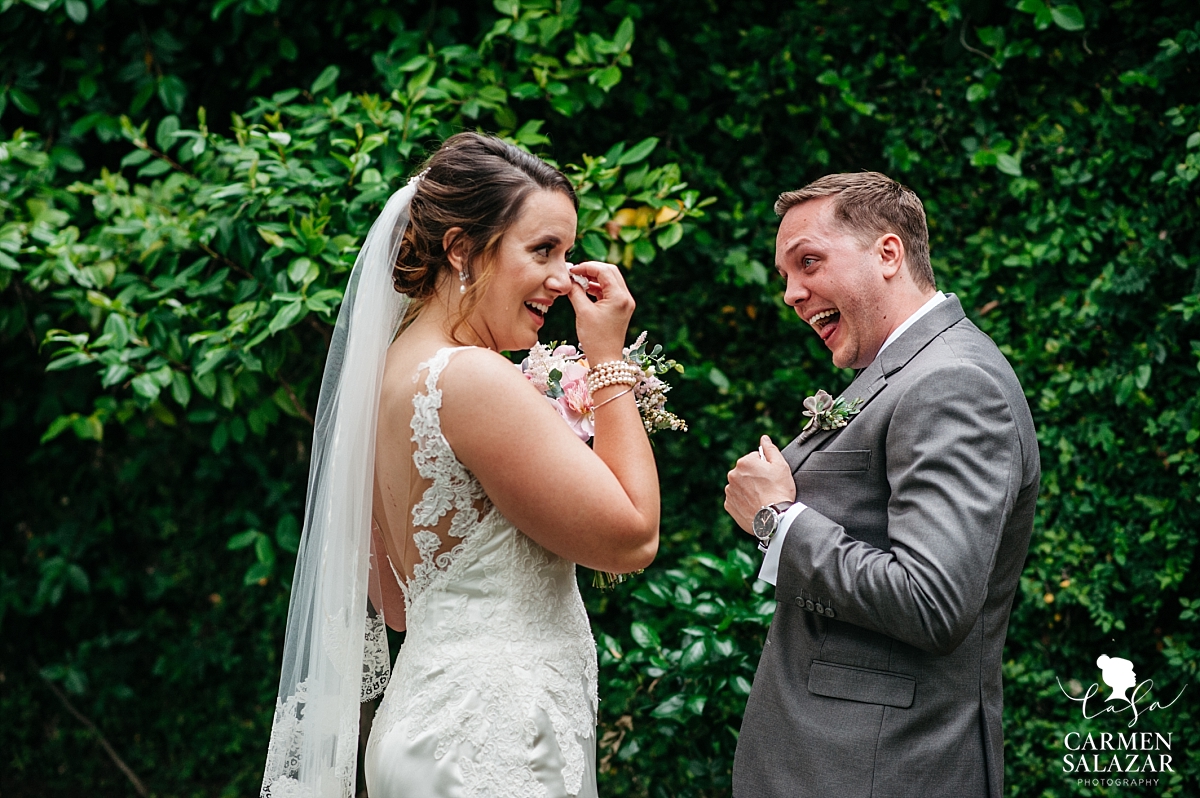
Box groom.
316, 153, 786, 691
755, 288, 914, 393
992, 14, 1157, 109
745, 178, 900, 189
724, 172, 1039, 797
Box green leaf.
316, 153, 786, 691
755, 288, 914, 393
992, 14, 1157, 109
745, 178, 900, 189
268, 301, 307, 335
243, 562, 273, 585
287, 257, 318, 286
64, 0, 87, 23
580, 232, 608, 261
995, 153, 1022, 177
8, 88, 40, 116
156, 115, 181, 151
633, 237, 655, 264
138, 159, 172, 177
1050, 5, 1085, 31
657, 223, 683, 249
157, 75, 187, 115
120, 148, 152, 168
193, 370, 217, 399
170, 371, 192, 407
612, 17, 635, 51
66, 564, 90, 593
732, 675, 754, 695
514, 119, 550, 147
227, 530, 260, 550
650, 694, 686, 718
275, 514, 300, 553
630, 621, 661, 650
40, 415, 76, 444
254, 534, 276, 566
45, 350, 94, 372
311, 66, 340, 94
680, 638, 708, 669
210, 421, 229, 453
593, 65, 622, 93
617, 137, 659, 166
210, 0, 239, 19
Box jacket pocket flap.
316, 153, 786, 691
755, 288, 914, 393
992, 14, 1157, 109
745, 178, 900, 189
808, 660, 915, 708
805, 449, 871, 472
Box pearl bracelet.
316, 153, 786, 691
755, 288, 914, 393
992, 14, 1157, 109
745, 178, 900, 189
586, 360, 642, 394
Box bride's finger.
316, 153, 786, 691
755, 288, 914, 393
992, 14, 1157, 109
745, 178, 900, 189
570, 261, 628, 300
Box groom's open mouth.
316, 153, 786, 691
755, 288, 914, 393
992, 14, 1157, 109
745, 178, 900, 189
807, 308, 841, 341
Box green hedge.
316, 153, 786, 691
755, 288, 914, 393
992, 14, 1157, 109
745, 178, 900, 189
2, 1, 1198, 796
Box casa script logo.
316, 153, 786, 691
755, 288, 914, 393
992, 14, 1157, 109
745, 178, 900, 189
1056, 653, 1187, 790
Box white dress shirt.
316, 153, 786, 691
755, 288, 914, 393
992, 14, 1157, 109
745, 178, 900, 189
758, 292, 947, 584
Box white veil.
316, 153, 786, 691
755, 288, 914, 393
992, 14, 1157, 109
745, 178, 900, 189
261, 175, 420, 798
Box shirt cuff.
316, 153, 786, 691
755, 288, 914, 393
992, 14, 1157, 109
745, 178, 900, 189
757, 501, 807, 586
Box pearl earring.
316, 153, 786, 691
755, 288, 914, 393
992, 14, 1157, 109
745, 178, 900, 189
459, 268, 468, 294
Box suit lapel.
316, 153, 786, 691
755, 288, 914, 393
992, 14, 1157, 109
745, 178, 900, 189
781, 294, 968, 474
782, 359, 887, 473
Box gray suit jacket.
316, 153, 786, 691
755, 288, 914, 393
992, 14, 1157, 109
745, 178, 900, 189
732, 296, 1039, 798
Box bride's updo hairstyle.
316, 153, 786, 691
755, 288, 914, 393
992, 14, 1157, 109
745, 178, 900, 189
393, 132, 577, 338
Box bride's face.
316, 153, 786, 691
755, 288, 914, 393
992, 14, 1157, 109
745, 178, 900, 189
468, 189, 577, 352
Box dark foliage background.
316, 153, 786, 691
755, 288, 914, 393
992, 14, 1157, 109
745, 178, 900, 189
3, 0, 1198, 796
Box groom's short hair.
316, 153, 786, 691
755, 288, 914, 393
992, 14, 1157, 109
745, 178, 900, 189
775, 172, 935, 291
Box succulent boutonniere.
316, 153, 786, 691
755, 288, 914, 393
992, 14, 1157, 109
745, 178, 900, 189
798, 390, 863, 443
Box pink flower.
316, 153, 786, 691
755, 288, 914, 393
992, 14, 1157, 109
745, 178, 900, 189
555, 370, 595, 441
552, 344, 579, 358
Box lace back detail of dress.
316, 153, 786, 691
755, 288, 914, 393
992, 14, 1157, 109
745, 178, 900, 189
402, 346, 492, 605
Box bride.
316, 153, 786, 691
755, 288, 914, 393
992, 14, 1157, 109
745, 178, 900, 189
260, 132, 660, 798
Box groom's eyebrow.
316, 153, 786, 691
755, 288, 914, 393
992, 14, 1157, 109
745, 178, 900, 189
781, 236, 815, 255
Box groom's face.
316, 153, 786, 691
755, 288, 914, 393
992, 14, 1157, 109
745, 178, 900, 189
775, 197, 890, 369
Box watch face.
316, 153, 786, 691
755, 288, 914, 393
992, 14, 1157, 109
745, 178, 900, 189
753, 507, 776, 540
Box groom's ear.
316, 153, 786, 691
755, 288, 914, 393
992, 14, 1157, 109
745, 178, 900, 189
877, 232, 906, 280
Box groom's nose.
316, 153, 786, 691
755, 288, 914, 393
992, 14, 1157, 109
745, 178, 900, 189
784, 276, 809, 308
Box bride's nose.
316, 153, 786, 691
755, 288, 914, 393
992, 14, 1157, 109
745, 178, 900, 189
545, 257, 572, 295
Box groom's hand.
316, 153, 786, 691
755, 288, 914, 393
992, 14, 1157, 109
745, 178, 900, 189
724, 436, 796, 534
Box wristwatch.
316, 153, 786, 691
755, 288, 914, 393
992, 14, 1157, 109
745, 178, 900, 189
753, 501, 795, 552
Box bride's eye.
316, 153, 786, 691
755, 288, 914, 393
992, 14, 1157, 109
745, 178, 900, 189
534, 243, 552, 258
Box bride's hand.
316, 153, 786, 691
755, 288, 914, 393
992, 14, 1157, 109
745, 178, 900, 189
567, 261, 635, 363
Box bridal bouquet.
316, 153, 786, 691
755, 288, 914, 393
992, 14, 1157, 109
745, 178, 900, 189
519, 331, 688, 442
520, 332, 687, 588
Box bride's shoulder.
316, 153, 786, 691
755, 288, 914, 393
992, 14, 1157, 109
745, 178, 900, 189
437, 346, 532, 394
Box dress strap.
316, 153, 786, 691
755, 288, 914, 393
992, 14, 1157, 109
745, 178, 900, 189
420, 345, 477, 394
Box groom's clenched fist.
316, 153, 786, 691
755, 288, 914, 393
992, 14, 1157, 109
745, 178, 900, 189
724, 435, 796, 534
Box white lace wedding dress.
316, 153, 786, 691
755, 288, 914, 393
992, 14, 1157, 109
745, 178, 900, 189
364, 347, 599, 798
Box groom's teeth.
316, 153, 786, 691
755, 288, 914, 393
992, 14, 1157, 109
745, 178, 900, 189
808, 309, 838, 328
